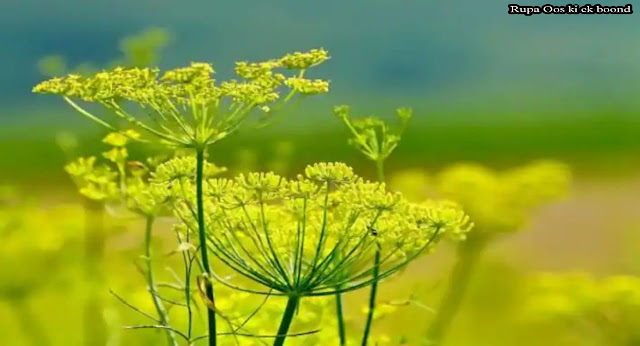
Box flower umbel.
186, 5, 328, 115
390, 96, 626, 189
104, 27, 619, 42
164, 162, 471, 297
436, 160, 571, 233
33, 49, 330, 149
333, 105, 412, 163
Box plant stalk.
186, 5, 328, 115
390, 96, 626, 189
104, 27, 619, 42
273, 295, 300, 346
196, 147, 217, 346
361, 248, 381, 346
425, 234, 487, 345
335, 289, 347, 346
375, 159, 385, 183
360, 158, 385, 346
144, 216, 178, 346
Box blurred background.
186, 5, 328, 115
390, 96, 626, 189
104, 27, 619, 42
1, 0, 639, 345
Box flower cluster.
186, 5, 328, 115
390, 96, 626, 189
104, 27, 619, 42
333, 105, 412, 163
65, 156, 120, 201
151, 155, 226, 184
436, 160, 571, 233
284, 77, 329, 95
526, 272, 640, 345
279, 49, 329, 69
65, 130, 150, 202
65, 131, 228, 216
33, 49, 330, 148
161, 162, 471, 296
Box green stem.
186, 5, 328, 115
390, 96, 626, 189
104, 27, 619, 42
196, 147, 217, 346
144, 216, 179, 346
64, 97, 117, 131
361, 157, 385, 346
273, 295, 300, 346
375, 158, 385, 182
361, 248, 381, 346
335, 290, 347, 346
425, 234, 487, 345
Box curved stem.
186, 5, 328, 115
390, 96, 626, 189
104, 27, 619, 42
273, 296, 300, 346
335, 290, 347, 346
196, 147, 217, 346
425, 234, 487, 345
144, 216, 179, 346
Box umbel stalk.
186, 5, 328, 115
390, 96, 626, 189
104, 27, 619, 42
361, 158, 385, 345
361, 247, 381, 346
335, 287, 347, 345
196, 148, 217, 346
273, 296, 300, 346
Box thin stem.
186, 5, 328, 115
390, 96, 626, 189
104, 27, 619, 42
375, 158, 385, 182
110, 290, 161, 323
307, 226, 441, 297
106, 100, 186, 145
361, 247, 381, 346
425, 234, 487, 345
183, 249, 195, 339
360, 157, 385, 346
123, 325, 189, 342
64, 97, 116, 131
196, 147, 217, 346
335, 290, 347, 346
273, 295, 300, 346
144, 216, 179, 346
